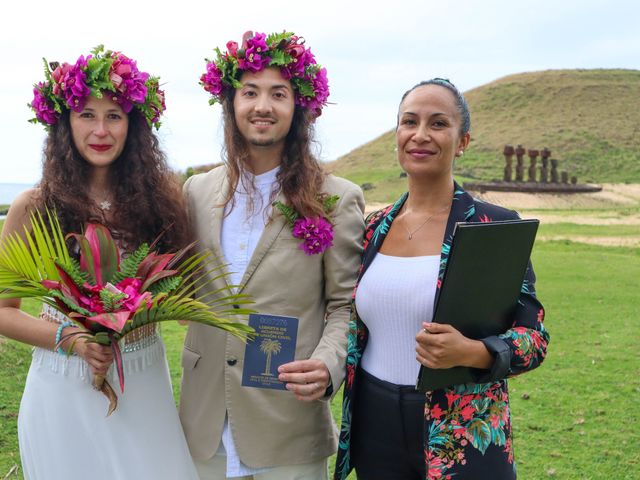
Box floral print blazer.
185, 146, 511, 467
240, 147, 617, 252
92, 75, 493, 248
334, 183, 550, 480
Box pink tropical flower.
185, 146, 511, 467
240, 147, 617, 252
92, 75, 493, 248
460, 404, 476, 421
149, 87, 166, 123
51, 63, 73, 95
238, 32, 270, 72
284, 47, 315, 79
30, 84, 58, 125
346, 364, 355, 388
445, 390, 460, 408
57, 56, 91, 111
430, 404, 445, 420
226, 41, 239, 56
201, 62, 224, 95
292, 216, 334, 255
426, 450, 445, 479
296, 66, 329, 114
109, 53, 149, 113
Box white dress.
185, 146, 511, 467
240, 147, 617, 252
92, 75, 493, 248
17, 305, 199, 480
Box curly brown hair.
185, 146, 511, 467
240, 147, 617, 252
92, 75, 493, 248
220, 90, 327, 219
37, 109, 190, 253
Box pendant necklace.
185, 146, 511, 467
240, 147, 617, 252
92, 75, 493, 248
99, 200, 112, 211
401, 203, 450, 240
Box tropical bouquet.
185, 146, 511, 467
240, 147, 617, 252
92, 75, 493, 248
0, 210, 253, 414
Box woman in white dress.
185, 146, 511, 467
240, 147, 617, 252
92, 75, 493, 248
0, 47, 199, 479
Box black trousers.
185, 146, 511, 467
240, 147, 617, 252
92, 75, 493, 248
351, 368, 426, 480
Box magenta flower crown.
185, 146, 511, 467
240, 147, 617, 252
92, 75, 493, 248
201, 31, 330, 114
29, 45, 166, 129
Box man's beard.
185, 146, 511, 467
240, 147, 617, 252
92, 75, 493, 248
249, 137, 277, 147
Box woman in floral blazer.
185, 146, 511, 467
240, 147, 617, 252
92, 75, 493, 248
334, 78, 549, 480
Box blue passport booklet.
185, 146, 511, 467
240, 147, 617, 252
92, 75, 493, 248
242, 313, 299, 390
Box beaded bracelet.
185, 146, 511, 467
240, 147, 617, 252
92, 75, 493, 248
55, 321, 76, 355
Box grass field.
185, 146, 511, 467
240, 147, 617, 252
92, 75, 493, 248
1, 222, 639, 478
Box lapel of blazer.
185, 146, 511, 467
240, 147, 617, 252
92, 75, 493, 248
432, 182, 477, 308
236, 189, 289, 293
206, 169, 232, 289
358, 192, 408, 285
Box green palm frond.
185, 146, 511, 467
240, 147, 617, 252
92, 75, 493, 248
118, 252, 255, 340
120, 295, 254, 340
0, 210, 68, 299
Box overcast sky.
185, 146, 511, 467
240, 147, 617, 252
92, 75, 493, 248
1, 0, 638, 184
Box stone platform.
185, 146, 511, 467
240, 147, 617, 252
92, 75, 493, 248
463, 181, 603, 194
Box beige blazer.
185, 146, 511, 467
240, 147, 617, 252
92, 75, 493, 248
179, 166, 365, 467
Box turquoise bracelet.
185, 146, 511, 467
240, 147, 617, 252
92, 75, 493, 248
55, 321, 76, 355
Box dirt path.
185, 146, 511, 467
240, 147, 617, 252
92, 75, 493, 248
365, 184, 640, 247
536, 235, 640, 247
470, 183, 640, 212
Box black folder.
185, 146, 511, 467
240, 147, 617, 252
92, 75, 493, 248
416, 218, 539, 392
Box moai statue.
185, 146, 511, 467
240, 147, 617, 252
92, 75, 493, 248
540, 148, 551, 183
503, 144, 514, 182
550, 159, 559, 183
561, 171, 569, 184
527, 149, 539, 182
515, 144, 526, 182
571, 176, 578, 185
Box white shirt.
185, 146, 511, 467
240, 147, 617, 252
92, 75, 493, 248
356, 253, 440, 386
218, 166, 279, 477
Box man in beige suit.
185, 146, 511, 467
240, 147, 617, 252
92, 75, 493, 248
179, 31, 365, 479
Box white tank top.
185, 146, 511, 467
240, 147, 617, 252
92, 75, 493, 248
356, 253, 440, 385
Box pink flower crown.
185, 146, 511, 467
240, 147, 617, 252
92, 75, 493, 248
29, 45, 166, 129
200, 31, 330, 115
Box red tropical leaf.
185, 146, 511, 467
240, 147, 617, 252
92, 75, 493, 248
87, 311, 131, 333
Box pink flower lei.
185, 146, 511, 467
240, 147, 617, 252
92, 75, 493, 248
273, 195, 340, 256
29, 45, 166, 129
200, 30, 330, 116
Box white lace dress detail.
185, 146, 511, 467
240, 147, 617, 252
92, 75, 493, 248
17, 304, 198, 479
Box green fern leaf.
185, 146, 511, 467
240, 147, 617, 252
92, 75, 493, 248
55, 259, 87, 289
50, 290, 92, 316
272, 200, 299, 227
99, 288, 126, 310
148, 275, 182, 296
112, 243, 149, 283
322, 194, 340, 212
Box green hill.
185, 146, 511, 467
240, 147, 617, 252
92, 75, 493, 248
328, 69, 640, 203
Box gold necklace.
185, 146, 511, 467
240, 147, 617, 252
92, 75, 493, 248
401, 203, 450, 240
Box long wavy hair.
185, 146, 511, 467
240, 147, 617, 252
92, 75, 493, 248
37, 109, 190, 253
220, 89, 327, 219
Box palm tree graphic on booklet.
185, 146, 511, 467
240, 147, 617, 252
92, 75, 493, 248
242, 313, 299, 390
260, 339, 282, 376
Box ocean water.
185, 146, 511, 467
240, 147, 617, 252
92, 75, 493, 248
0, 183, 33, 205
